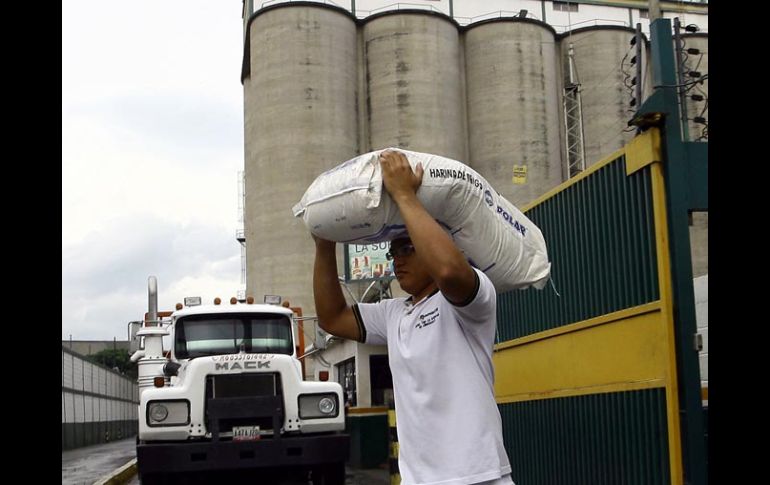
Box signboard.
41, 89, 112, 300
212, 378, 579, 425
512, 165, 527, 184
344, 242, 395, 283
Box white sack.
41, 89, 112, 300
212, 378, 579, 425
292, 148, 551, 292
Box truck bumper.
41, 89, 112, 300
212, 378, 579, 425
137, 433, 350, 474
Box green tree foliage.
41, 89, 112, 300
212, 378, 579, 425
88, 348, 138, 379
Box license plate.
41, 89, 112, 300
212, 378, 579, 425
233, 425, 261, 441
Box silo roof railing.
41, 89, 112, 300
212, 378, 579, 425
360, 2, 445, 17
258, 0, 346, 12
553, 18, 630, 34
455, 10, 541, 26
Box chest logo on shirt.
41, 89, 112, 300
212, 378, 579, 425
416, 308, 439, 329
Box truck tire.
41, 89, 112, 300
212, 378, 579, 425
311, 462, 345, 485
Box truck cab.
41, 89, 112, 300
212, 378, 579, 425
132, 278, 349, 484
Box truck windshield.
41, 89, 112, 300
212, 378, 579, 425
174, 313, 293, 359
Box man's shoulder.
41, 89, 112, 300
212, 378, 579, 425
359, 296, 408, 310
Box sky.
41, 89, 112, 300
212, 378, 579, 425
62, 1, 246, 341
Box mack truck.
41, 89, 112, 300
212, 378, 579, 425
129, 277, 349, 484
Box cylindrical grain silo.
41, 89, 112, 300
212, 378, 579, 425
464, 18, 563, 208
242, 4, 358, 313
681, 33, 708, 277
362, 11, 466, 161
560, 26, 639, 167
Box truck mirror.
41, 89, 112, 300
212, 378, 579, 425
128, 321, 142, 353
315, 323, 328, 350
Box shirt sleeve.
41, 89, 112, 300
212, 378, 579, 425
353, 301, 390, 346
448, 267, 496, 327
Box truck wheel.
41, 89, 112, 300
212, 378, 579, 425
311, 462, 345, 485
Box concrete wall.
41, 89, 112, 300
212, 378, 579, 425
362, 12, 467, 160
61, 346, 139, 450
693, 274, 708, 401
243, 5, 359, 319
464, 19, 563, 207
561, 27, 638, 167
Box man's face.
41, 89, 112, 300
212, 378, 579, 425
388, 238, 434, 297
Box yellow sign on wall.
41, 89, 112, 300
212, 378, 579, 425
512, 165, 527, 184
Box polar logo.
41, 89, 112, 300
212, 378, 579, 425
484, 190, 493, 207
496, 206, 527, 237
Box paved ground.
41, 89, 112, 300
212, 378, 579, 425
127, 468, 390, 485
62, 437, 137, 485
63, 437, 390, 485
124, 464, 390, 484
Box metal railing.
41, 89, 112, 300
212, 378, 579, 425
259, 0, 347, 11
552, 18, 629, 33
247, 2, 706, 35
454, 10, 540, 26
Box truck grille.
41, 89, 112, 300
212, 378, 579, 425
207, 373, 279, 398
205, 373, 284, 438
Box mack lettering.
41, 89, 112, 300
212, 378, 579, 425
215, 361, 271, 371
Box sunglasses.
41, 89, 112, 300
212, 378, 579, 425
385, 243, 415, 261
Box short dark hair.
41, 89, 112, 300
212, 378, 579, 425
389, 237, 411, 250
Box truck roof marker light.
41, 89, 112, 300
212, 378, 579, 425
246, 296, 254, 304
153, 376, 165, 388
184, 296, 202, 307
214, 298, 221, 305
175, 303, 183, 310
230, 297, 237, 304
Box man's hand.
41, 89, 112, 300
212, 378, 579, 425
379, 150, 423, 201
312, 232, 335, 250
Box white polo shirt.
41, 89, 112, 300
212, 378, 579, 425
354, 268, 513, 485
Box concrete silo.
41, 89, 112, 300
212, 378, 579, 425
362, 11, 466, 160
464, 18, 563, 208
560, 26, 639, 167
242, 4, 358, 312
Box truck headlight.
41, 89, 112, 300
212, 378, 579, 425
147, 400, 190, 427
318, 397, 335, 414
149, 404, 168, 422
298, 394, 338, 419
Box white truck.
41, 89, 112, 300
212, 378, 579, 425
130, 277, 349, 484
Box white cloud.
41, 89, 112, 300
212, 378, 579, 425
63, 1, 245, 341
62, 215, 242, 340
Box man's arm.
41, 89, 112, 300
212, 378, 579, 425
379, 150, 478, 305
312, 236, 364, 341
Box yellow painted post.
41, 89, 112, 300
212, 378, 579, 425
388, 400, 400, 485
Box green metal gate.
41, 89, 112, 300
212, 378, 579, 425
493, 18, 707, 484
